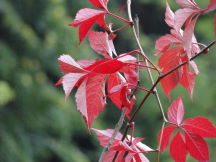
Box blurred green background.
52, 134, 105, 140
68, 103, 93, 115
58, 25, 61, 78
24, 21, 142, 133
0, 0, 215, 161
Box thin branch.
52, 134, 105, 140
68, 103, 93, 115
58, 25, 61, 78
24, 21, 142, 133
156, 121, 166, 162
126, 0, 166, 122
98, 108, 127, 162
134, 15, 141, 75
128, 83, 154, 93
134, 15, 140, 39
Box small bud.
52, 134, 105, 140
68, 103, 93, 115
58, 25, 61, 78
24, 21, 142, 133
203, 48, 209, 54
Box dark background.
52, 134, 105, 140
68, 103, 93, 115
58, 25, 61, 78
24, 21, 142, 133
0, 0, 215, 161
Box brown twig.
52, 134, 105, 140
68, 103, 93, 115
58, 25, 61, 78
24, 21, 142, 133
98, 108, 127, 162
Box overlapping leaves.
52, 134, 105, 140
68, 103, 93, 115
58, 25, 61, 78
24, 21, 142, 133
56, 31, 144, 129
158, 97, 216, 162
57, 0, 216, 161
155, 2, 201, 98
70, 0, 131, 43
92, 128, 155, 162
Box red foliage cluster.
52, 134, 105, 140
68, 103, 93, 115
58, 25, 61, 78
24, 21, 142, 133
57, 0, 216, 161
159, 97, 216, 161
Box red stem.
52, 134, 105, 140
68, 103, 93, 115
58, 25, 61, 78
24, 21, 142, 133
114, 50, 160, 73
127, 63, 157, 71
113, 23, 131, 33
128, 83, 153, 93
108, 12, 133, 25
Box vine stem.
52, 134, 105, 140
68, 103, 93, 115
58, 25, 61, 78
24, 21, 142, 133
156, 121, 166, 162
126, 0, 167, 122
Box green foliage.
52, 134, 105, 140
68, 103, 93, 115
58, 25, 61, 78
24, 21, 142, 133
0, 0, 215, 161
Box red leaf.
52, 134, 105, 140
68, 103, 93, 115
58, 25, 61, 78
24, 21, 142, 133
88, 31, 113, 58
176, 0, 199, 9
117, 54, 137, 63
62, 73, 87, 100
170, 131, 188, 162
125, 152, 150, 162
58, 55, 87, 73
160, 99, 216, 161
158, 47, 184, 98
183, 15, 199, 59
205, 0, 216, 12
75, 74, 106, 129
89, 0, 109, 10
168, 97, 184, 125
127, 135, 154, 152
155, 34, 181, 55
77, 59, 97, 68
91, 128, 122, 147
85, 58, 126, 74
92, 128, 152, 162
133, 153, 150, 162
55, 78, 63, 86
124, 153, 135, 162
117, 54, 138, 86
70, 8, 108, 43
107, 73, 125, 108
179, 62, 196, 98
103, 151, 125, 162
184, 130, 209, 161
97, 14, 110, 30
110, 141, 135, 153
121, 66, 139, 86
174, 8, 196, 30
189, 60, 199, 75
158, 125, 176, 152
110, 136, 153, 161
108, 76, 136, 118
165, 2, 175, 28
183, 117, 216, 138
120, 85, 132, 109
158, 45, 197, 98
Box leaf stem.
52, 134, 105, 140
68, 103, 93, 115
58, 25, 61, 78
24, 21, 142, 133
108, 12, 133, 25
113, 23, 131, 33
128, 83, 154, 93
115, 50, 160, 73
127, 63, 157, 71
